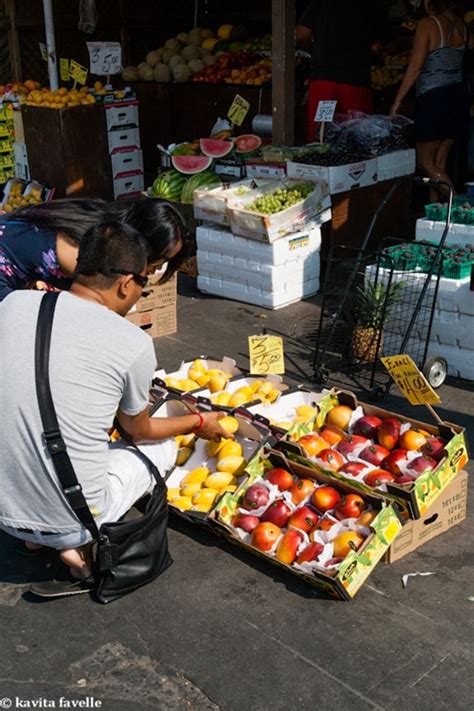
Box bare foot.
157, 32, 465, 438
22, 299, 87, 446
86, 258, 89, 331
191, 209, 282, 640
60, 546, 93, 579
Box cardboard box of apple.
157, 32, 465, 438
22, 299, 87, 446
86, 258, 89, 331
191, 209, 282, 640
278, 390, 469, 520
213, 448, 403, 599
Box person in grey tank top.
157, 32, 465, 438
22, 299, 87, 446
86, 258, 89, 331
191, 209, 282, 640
390, 1, 471, 197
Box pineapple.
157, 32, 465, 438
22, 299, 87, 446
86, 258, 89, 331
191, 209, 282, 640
351, 279, 404, 363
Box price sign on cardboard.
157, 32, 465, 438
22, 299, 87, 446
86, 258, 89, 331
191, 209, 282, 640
59, 58, 70, 82
228, 94, 250, 127
248, 335, 285, 375
87, 42, 122, 76
314, 100, 337, 123
69, 59, 88, 86
380, 354, 441, 406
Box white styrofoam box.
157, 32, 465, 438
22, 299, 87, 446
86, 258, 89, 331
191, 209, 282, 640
415, 218, 473, 247
113, 172, 144, 199
245, 389, 329, 423
427, 342, 474, 380
111, 149, 143, 178
287, 158, 378, 195
107, 126, 141, 154
196, 222, 322, 268
105, 102, 139, 130
194, 179, 275, 226
154, 356, 244, 382
13, 141, 29, 180
430, 310, 474, 349
245, 163, 287, 180
197, 273, 320, 310
377, 149, 416, 182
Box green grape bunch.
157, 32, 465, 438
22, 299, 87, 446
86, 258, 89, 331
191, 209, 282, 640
246, 183, 314, 214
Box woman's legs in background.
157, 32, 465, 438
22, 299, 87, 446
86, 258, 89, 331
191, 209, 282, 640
417, 140, 455, 200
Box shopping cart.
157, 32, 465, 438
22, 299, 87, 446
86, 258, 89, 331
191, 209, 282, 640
313, 176, 453, 399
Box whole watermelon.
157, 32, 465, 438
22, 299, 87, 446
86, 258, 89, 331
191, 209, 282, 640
151, 170, 187, 201
180, 171, 222, 204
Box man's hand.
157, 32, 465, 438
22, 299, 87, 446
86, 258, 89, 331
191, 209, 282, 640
196, 411, 235, 442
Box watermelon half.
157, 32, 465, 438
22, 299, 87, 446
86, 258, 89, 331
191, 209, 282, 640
172, 155, 213, 174
200, 138, 234, 158
235, 134, 262, 154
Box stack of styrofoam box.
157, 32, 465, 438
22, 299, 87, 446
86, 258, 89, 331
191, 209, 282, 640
377, 149, 416, 182
106, 100, 144, 200
197, 221, 323, 310
415, 217, 473, 248
366, 264, 474, 380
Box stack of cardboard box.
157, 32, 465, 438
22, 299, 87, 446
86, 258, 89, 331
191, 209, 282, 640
126, 272, 177, 339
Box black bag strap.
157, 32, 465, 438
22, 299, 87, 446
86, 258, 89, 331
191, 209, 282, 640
34, 292, 101, 541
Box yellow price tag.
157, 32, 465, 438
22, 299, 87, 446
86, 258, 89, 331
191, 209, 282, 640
380, 354, 441, 406
60, 58, 70, 82
69, 59, 88, 86
227, 94, 250, 127
248, 335, 285, 375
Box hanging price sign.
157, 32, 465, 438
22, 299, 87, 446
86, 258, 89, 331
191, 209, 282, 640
248, 335, 285, 375
227, 94, 250, 127
59, 58, 70, 82
380, 354, 441, 406
87, 41, 122, 76
39, 42, 48, 62
69, 59, 88, 86
314, 100, 337, 123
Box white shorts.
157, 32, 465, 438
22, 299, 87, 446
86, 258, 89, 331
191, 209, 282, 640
0, 438, 176, 550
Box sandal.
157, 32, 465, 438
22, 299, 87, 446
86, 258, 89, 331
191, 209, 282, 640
29, 564, 96, 598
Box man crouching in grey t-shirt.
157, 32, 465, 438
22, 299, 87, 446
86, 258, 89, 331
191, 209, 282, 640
0, 222, 229, 597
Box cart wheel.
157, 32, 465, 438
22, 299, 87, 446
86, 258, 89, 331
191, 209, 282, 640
314, 367, 329, 385
369, 385, 386, 402
423, 357, 447, 389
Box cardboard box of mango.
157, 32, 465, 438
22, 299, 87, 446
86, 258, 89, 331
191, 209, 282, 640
276, 390, 469, 520
211, 447, 404, 600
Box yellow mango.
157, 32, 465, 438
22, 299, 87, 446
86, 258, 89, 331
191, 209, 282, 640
207, 368, 230, 379
175, 446, 193, 466
234, 385, 254, 400
207, 439, 226, 457
225, 484, 238, 493
229, 392, 250, 408
276, 421, 292, 430
188, 367, 205, 383
166, 487, 181, 502
216, 455, 246, 475
295, 404, 318, 419
265, 388, 280, 403
192, 488, 219, 507
215, 392, 232, 407
180, 433, 196, 448
219, 416, 239, 434
250, 380, 264, 392
165, 376, 180, 389
171, 496, 193, 511
204, 471, 234, 491
181, 482, 203, 497
196, 373, 211, 387
181, 466, 210, 487
257, 381, 274, 395
293, 415, 309, 425
179, 379, 200, 392
209, 373, 228, 393
192, 503, 211, 513
218, 440, 243, 459
192, 358, 207, 373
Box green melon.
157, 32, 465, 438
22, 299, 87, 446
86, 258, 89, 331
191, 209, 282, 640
152, 170, 187, 201
180, 171, 222, 204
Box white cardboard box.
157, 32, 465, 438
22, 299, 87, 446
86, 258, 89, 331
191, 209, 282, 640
415, 218, 473, 247
287, 158, 378, 194
111, 149, 143, 178
377, 149, 416, 182
197, 273, 320, 310
105, 102, 139, 131
108, 126, 141, 154
13, 142, 29, 180
113, 172, 144, 199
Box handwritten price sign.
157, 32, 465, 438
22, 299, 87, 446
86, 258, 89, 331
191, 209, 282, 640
87, 41, 122, 76
228, 94, 250, 127
69, 60, 88, 86
380, 354, 441, 406
314, 100, 337, 123
248, 335, 285, 375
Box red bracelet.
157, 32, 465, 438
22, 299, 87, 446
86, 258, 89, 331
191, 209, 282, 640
192, 412, 204, 433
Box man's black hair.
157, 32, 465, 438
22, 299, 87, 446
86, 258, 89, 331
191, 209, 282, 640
73, 222, 148, 290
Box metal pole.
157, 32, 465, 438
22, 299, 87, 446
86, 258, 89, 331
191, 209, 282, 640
42, 0, 58, 90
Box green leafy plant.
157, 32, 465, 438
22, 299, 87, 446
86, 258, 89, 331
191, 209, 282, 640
354, 279, 405, 329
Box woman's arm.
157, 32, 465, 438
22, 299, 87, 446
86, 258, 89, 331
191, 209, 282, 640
390, 19, 431, 115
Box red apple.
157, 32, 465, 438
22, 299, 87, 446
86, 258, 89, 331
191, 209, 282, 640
261, 499, 292, 528
352, 415, 382, 439
382, 449, 408, 476
296, 542, 325, 564
421, 437, 447, 463
288, 505, 319, 533
407, 455, 437, 474
264, 467, 294, 491
335, 494, 367, 520
242, 483, 270, 511
317, 448, 345, 472
337, 434, 369, 457
364, 468, 396, 487
360, 444, 390, 466
251, 522, 281, 551
231, 513, 260, 533
311, 485, 341, 513
275, 529, 304, 565
377, 417, 401, 450
339, 462, 368, 477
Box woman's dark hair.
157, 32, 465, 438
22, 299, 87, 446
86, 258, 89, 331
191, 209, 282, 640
6, 196, 191, 283
74, 221, 148, 290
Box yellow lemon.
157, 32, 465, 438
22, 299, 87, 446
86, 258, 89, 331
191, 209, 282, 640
166, 488, 181, 501
181, 466, 210, 487
218, 440, 243, 459
216, 455, 246, 476
192, 488, 219, 507
171, 496, 193, 511
204, 472, 234, 491
181, 482, 203, 497
219, 416, 239, 434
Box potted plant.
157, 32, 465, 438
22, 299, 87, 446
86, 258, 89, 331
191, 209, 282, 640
351, 279, 404, 363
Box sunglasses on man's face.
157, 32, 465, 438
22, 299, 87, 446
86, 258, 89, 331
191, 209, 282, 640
110, 269, 149, 288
